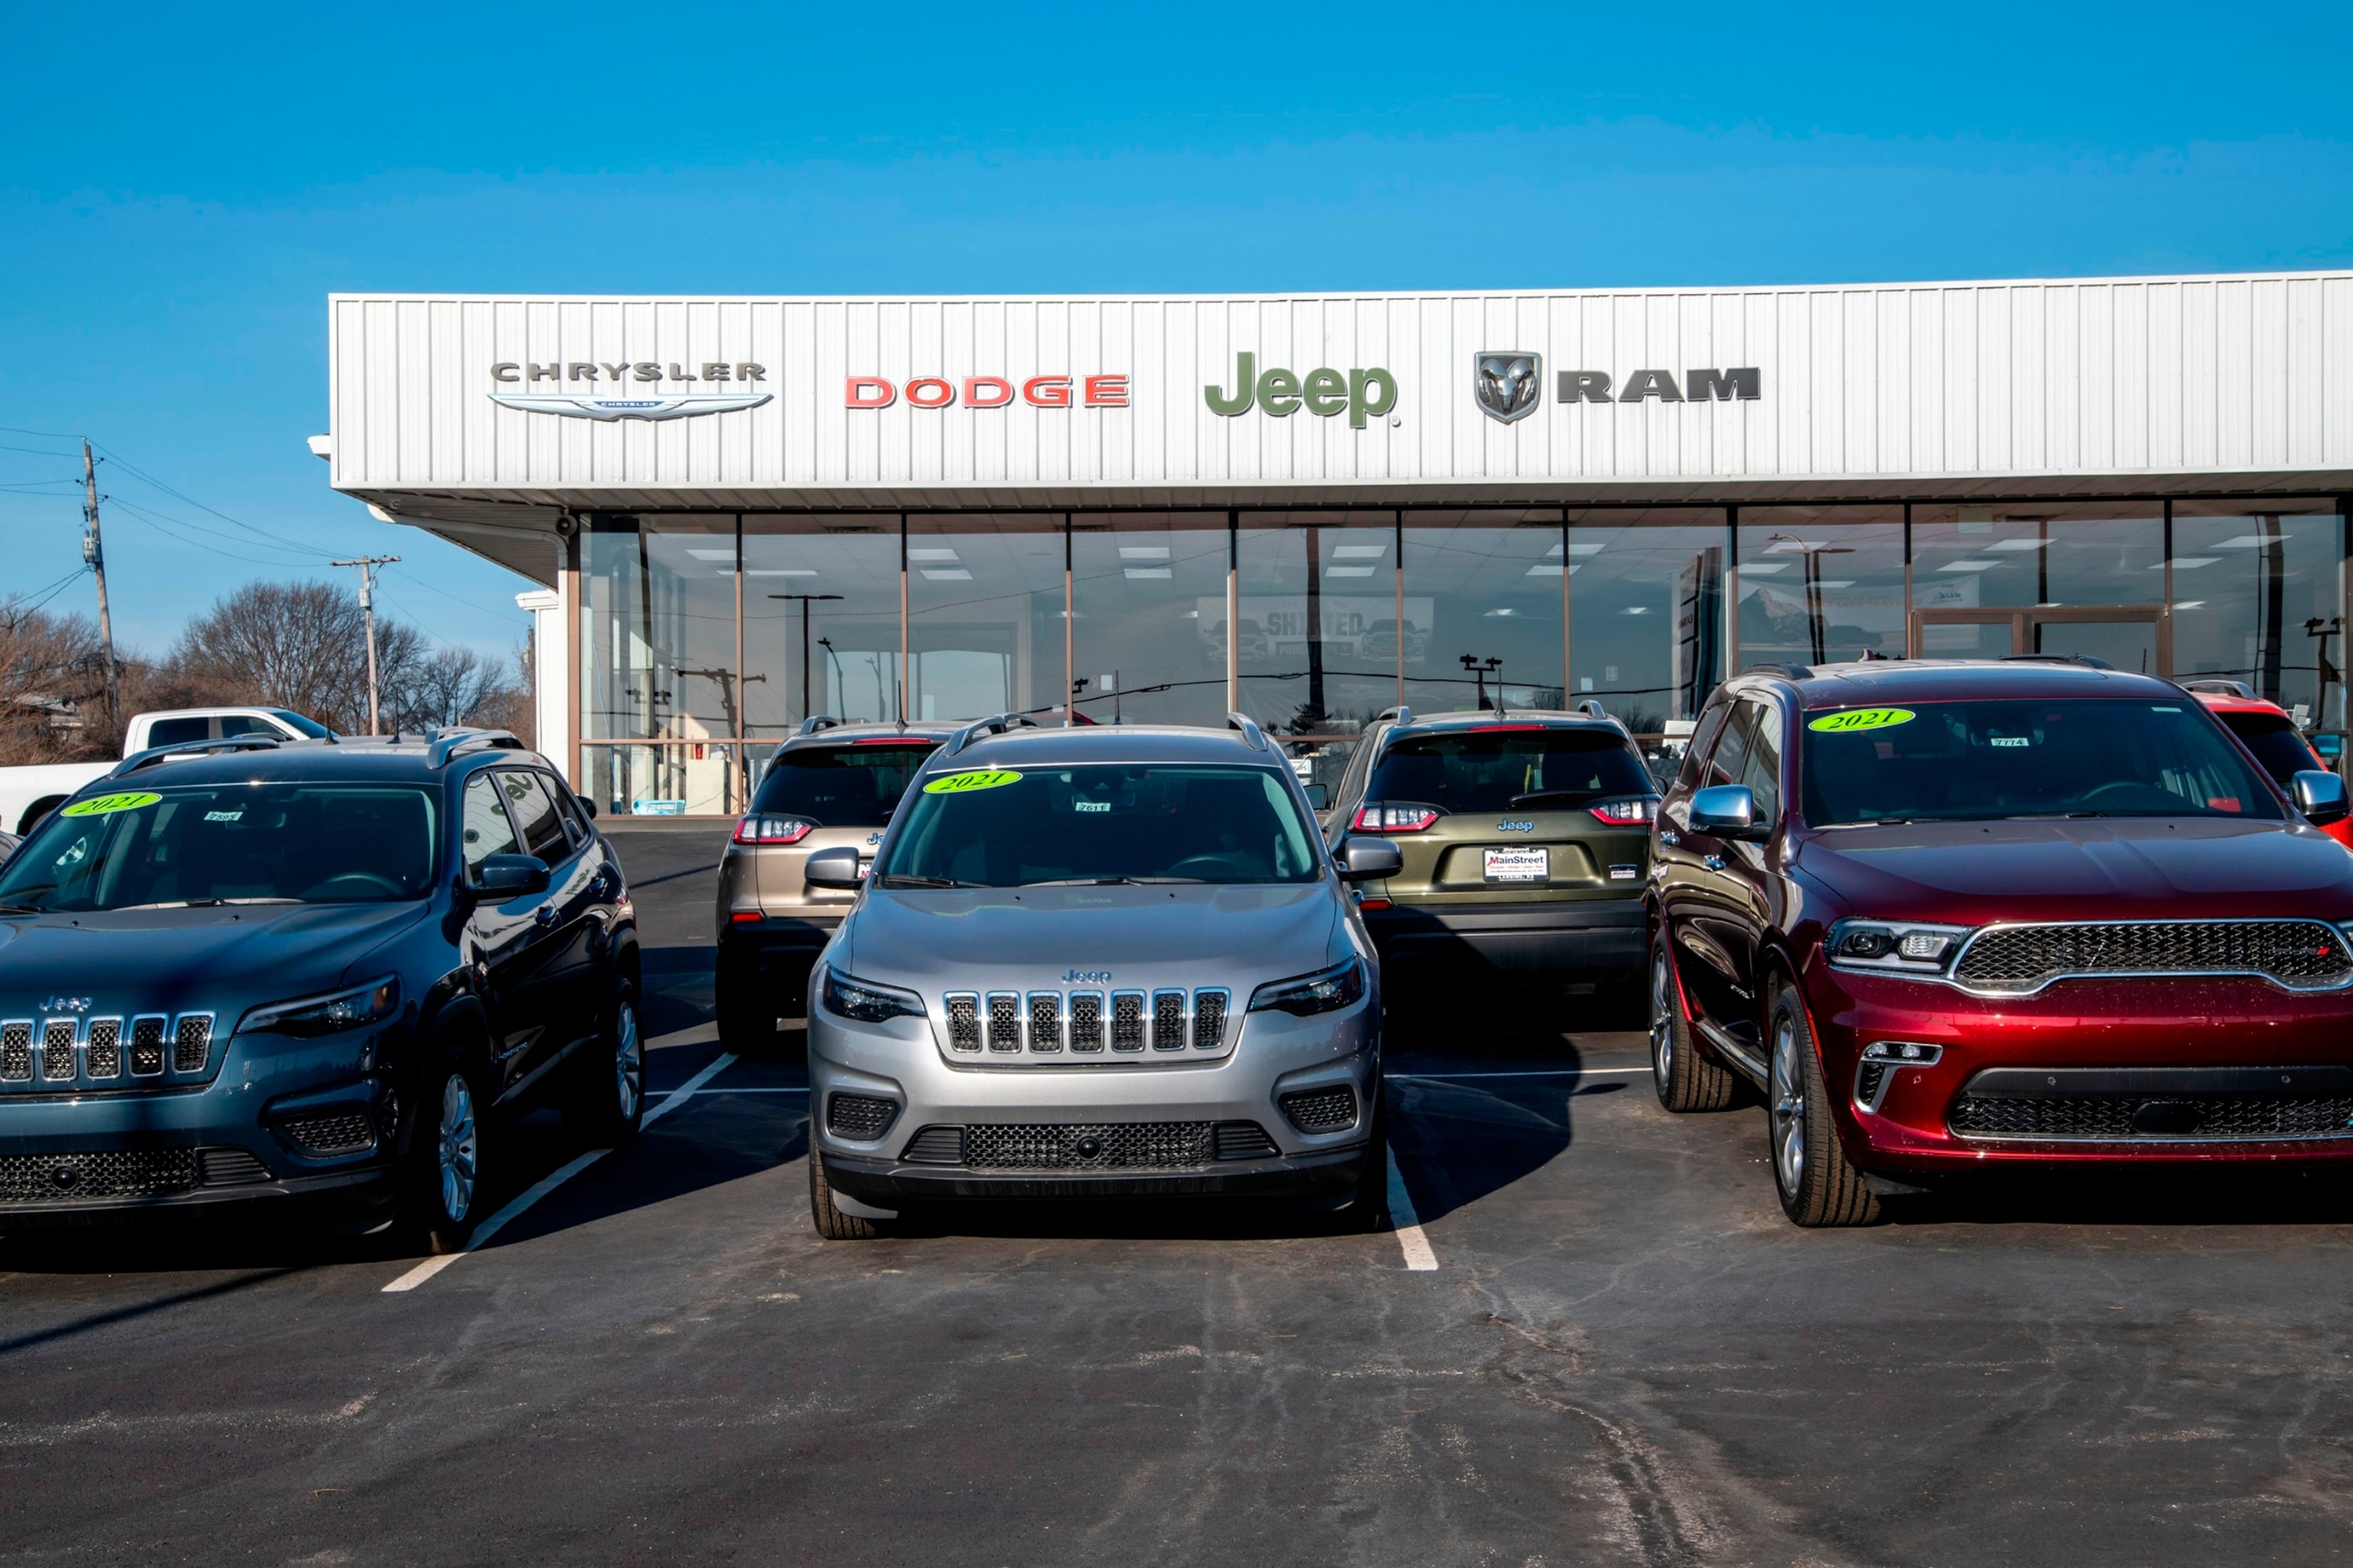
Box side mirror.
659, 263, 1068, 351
1688, 784, 1765, 840
1303, 783, 1330, 810
473, 853, 551, 898
577, 796, 598, 819
2292, 769, 2348, 827
804, 847, 866, 890
1336, 835, 1404, 882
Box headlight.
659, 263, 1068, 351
820, 965, 926, 1024
1248, 956, 1366, 1016
241, 976, 401, 1037
1824, 919, 1974, 977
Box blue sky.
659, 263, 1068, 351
5, 1, 2350, 661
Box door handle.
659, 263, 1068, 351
1703, 855, 1726, 872
533, 905, 558, 926
1658, 829, 1680, 847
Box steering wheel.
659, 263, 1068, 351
1165, 853, 1247, 880
304, 871, 405, 899
2077, 781, 2181, 810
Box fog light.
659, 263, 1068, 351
1862, 1041, 1944, 1065
1898, 933, 1950, 961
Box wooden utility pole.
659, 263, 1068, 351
330, 555, 401, 733
80, 440, 120, 726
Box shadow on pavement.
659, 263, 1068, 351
1877, 1164, 2353, 1229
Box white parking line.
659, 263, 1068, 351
1384, 1144, 1438, 1271
381, 1052, 738, 1294
1392, 1067, 1650, 1082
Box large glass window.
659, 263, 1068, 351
2171, 501, 2346, 732
1912, 503, 2166, 669
741, 518, 904, 733
1404, 509, 1566, 715
1070, 513, 1229, 727
1236, 513, 1399, 735
1564, 509, 1729, 731
1736, 506, 1906, 667
908, 515, 1063, 722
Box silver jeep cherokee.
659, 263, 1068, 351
803, 714, 1403, 1239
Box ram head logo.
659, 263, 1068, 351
1473, 352, 1542, 425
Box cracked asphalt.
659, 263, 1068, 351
4, 821, 2351, 1565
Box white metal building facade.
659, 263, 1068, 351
326, 273, 2353, 814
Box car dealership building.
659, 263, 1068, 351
323, 273, 2353, 815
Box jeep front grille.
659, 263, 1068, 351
934, 987, 1235, 1062
0, 1148, 199, 1203
1278, 1085, 1360, 1133
41, 1020, 75, 1081
0, 1011, 221, 1091
1951, 919, 2353, 995
84, 1018, 122, 1079
963, 1121, 1214, 1170
1952, 1094, 2353, 1141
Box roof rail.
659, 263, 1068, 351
107, 734, 283, 779
795, 715, 843, 736
1373, 705, 1413, 727
2181, 678, 2254, 699
427, 728, 526, 768
940, 712, 1039, 758
1226, 712, 1268, 751
2002, 653, 2112, 671
1741, 662, 1815, 681
1572, 699, 1608, 720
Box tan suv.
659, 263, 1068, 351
715, 719, 956, 1047
1320, 707, 1659, 1003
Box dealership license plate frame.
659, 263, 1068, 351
1484, 846, 1549, 883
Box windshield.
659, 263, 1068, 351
751, 741, 940, 827
1799, 699, 2283, 826
0, 784, 441, 911
1367, 728, 1653, 813
2214, 710, 2321, 787
875, 764, 1320, 886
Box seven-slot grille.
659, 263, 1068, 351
0, 1013, 217, 1088
938, 987, 1233, 1059
1951, 920, 2353, 994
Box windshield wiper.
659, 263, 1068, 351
1508, 790, 1603, 808
873, 874, 979, 889
0, 902, 41, 915
129, 897, 304, 909
1022, 876, 1209, 886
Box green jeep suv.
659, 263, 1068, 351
1320, 708, 1659, 1002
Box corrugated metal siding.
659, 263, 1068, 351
329, 276, 2353, 497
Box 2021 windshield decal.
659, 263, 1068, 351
1807, 708, 1916, 735
921, 769, 1023, 795
61, 791, 162, 818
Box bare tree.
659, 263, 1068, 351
0, 599, 110, 764
168, 580, 372, 731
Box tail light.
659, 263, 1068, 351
1588, 797, 1659, 826
1352, 802, 1445, 833
733, 814, 816, 846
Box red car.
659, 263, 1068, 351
2186, 680, 2353, 849
1648, 658, 2353, 1226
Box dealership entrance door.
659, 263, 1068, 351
1910, 606, 2171, 676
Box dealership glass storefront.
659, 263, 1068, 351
572, 499, 2350, 815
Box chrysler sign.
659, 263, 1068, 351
488, 360, 773, 421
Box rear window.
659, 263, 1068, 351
2216, 711, 2322, 786
1366, 728, 1653, 814
751, 741, 941, 827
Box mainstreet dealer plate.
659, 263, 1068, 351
1484, 846, 1548, 882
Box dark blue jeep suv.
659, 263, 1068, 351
0, 728, 643, 1252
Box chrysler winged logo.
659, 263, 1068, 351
1473, 351, 1541, 425
489, 392, 772, 422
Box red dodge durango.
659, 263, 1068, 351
1648, 658, 2353, 1226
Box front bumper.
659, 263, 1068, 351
808, 987, 1378, 1204
1365, 894, 1645, 980
0, 1026, 403, 1226
1806, 962, 2353, 1170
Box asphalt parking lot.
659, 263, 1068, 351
5, 822, 2353, 1565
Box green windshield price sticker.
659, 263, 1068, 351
1807, 708, 1916, 735
922, 769, 1023, 795
61, 791, 162, 818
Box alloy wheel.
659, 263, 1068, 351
1770, 1014, 1806, 1198
1650, 949, 1676, 1093
438, 1073, 479, 1223
613, 1001, 643, 1120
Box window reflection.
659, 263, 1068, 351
741, 518, 902, 732
1403, 510, 1563, 715
908, 515, 1062, 722
1736, 506, 1905, 666
1565, 510, 1727, 729
2173, 502, 2346, 729
1070, 514, 1229, 726
1236, 513, 1396, 734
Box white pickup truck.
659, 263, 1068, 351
1, 707, 334, 834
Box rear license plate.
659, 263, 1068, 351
1483, 846, 1548, 882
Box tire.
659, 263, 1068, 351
808, 1149, 882, 1240
398, 1046, 489, 1255
1650, 934, 1737, 1112
566, 979, 646, 1147
1346, 1075, 1392, 1232
1766, 982, 1880, 1228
